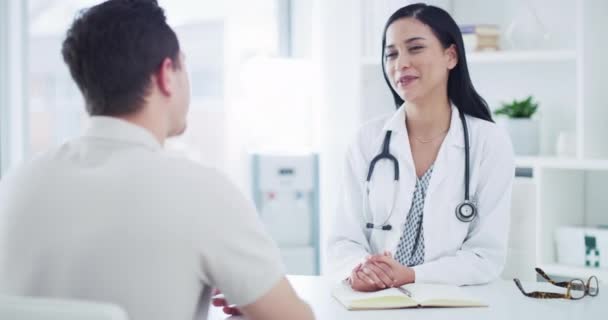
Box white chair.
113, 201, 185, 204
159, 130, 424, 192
0, 295, 128, 320
501, 177, 538, 282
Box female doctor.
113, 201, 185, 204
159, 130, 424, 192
327, 3, 515, 291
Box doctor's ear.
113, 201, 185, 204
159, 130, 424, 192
445, 44, 458, 70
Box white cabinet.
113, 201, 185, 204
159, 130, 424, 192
353, 0, 608, 281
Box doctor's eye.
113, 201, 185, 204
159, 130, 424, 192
384, 51, 397, 60
408, 46, 424, 53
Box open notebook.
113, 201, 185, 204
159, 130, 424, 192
332, 281, 487, 310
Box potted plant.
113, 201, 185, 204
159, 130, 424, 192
494, 96, 539, 155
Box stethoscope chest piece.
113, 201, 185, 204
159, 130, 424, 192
456, 200, 477, 222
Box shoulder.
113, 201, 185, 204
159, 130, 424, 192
0, 146, 63, 183
466, 115, 514, 163
0, 146, 72, 204
138, 155, 255, 221
158, 158, 260, 231
358, 112, 392, 137
155, 155, 234, 190
347, 111, 394, 157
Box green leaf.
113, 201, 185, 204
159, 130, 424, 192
493, 95, 539, 118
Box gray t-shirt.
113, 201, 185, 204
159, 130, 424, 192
0, 117, 285, 320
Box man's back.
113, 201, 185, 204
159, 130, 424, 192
0, 117, 285, 320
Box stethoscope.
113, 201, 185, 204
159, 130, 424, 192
364, 109, 477, 232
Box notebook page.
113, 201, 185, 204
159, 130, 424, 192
403, 284, 486, 307
332, 282, 418, 309
332, 282, 405, 301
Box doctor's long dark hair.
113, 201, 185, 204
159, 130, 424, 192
381, 3, 493, 122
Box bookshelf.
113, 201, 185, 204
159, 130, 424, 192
467, 50, 576, 64
353, 0, 608, 281
515, 156, 608, 171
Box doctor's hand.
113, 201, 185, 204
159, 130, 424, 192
349, 263, 382, 292
211, 288, 242, 316
367, 252, 416, 287
349, 258, 395, 292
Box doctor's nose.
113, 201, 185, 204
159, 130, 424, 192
395, 54, 411, 70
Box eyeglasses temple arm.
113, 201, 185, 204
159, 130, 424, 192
528, 292, 569, 299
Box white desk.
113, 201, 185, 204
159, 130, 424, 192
208, 276, 606, 319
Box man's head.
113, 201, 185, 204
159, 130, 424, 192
62, 0, 190, 138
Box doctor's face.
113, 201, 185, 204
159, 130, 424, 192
383, 18, 457, 105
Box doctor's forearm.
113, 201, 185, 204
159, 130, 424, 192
395, 266, 415, 286
412, 251, 503, 285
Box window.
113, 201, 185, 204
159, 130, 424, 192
0, 0, 6, 176
28, 0, 98, 155
1, 0, 27, 175
22, 0, 317, 193
25, 1, 283, 172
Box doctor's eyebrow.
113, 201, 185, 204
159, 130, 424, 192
385, 37, 427, 50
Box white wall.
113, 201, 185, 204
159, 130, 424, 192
582, 0, 608, 158
0, 0, 27, 175
585, 171, 608, 227
0, 0, 6, 175
312, 0, 363, 273
290, 0, 312, 58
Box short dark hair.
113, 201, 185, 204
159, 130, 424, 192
62, 0, 180, 116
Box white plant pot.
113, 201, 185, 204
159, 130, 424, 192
499, 118, 539, 156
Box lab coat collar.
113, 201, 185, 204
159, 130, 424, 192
377, 102, 466, 201
445, 104, 466, 148
83, 116, 162, 151
381, 103, 465, 148
381, 104, 407, 134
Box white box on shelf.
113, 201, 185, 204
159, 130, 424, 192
555, 226, 608, 269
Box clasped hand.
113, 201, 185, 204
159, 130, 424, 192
349, 251, 415, 292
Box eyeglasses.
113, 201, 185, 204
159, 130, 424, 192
513, 267, 599, 300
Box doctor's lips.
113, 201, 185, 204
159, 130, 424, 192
396, 75, 419, 88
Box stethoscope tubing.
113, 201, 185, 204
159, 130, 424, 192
364, 108, 476, 231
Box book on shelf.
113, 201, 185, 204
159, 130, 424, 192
332, 281, 487, 310
460, 24, 500, 36
460, 24, 500, 52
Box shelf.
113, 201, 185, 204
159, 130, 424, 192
540, 264, 607, 283
515, 156, 608, 170
467, 50, 576, 64
361, 50, 576, 66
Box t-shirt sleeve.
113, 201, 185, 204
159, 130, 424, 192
195, 170, 285, 307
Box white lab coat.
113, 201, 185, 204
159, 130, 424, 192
326, 104, 515, 286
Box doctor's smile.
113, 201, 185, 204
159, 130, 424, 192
396, 75, 419, 89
